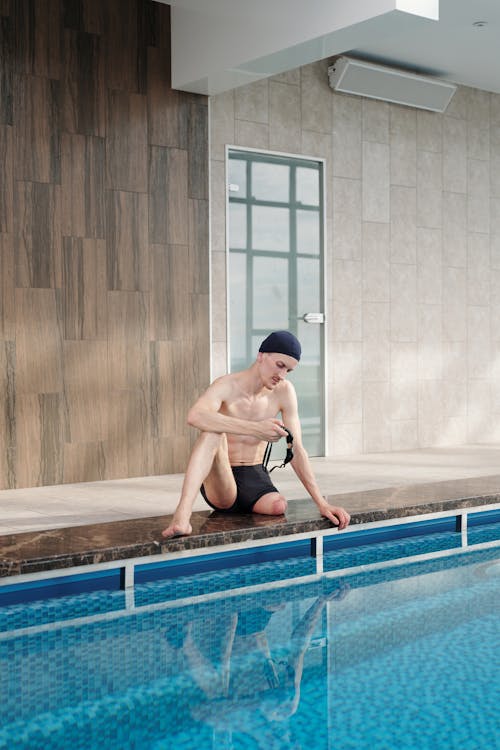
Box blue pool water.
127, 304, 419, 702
1, 523, 499, 749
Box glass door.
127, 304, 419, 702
227, 149, 325, 455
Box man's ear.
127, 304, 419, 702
257, 351, 264, 363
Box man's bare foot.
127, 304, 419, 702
161, 520, 193, 538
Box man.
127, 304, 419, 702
162, 331, 350, 537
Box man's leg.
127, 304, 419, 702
252, 492, 287, 516
162, 432, 236, 537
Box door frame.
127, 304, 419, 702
224, 145, 329, 455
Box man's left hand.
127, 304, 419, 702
319, 502, 350, 530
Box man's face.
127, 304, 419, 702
258, 352, 298, 388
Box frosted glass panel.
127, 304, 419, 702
297, 210, 320, 255
252, 162, 289, 202
252, 257, 289, 329
296, 167, 319, 205
297, 257, 320, 312
228, 158, 247, 198
229, 254, 247, 363
229, 203, 247, 249
252, 206, 289, 252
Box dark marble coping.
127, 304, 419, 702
1, 475, 500, 578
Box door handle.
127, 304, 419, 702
302, 312, 325, 324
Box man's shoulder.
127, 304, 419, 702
275, 379, 297, 405
209, 372, 240, 394
212, 371, 241, 385
273, 380, 295, 408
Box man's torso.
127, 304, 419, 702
221, 376, 287, 465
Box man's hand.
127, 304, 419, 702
319, 502, 350, 530
253, 418, 288, 442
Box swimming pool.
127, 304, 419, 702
1, 514, 499, 749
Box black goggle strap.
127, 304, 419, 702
262, 441, 273, 470
263, 428, 294, 472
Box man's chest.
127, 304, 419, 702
224, 392, 280, 420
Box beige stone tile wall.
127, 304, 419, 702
209, 59, 500, 455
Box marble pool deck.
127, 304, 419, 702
1, 444, 500, 577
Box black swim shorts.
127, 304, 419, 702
200, 464, 279, 514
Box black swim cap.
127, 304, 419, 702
259, 331, 301, 361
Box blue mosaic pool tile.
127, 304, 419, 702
0, 673, 195, 750
468, 508, 500, 526
134, 553, 316, 607
323, 528, 462, 572
0, 568, 123, 608
468, 519, 500, 545
0, 587, 127, 632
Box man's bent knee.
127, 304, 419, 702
197, 431, 225, 449
272, 495, 287, 514
194, 431, 229, 462
253, 493, 287, 516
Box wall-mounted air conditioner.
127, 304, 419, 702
328, 56, 456, 113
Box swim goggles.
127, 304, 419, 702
263, 427, 294, 472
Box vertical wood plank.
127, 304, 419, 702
64, 340, 108, 441
63, 0, 84, 31
63, 237, 107, 339
150, 338, 197, 474
15, 181, 62, 288
188, 99, 209, 199
106, 90, 148, 192
14, 74, 61, 183
150, 244, 192, 341
16, 392, 65, 488
39, 392, 65, 484
106, 190, 149, 291
63, 441, 105, 483
61, 133, 105, 238
104, 0, 145, 93
80, 0, 103, 34
0, 15, 13, 125
0, 341, 15, 489
62, 29, 105, 136
150, 340, 193, 438
14, 0, 61, 79
142, 0, 170, 49
191, 292, 211, 394
147, 45, 188, 149
189, 198, 209, 294
152, 436, 191, 476
104, 388, 151, 479
15, 288, 64, 394
0, 233, 15, 340
0, 125, 13, 231
63, 0, 104, 35
149, 146, 188, 245
107, 290, 149, 391
149, 340, 161, 439
15, 394, 41, 488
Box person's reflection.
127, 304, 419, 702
168, 582, 349, 749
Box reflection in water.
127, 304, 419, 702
164, 583, 350, 750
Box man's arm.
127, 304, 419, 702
188, 376, 287, 443
280, 383, 350, 530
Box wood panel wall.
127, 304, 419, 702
0, 0, 210, 489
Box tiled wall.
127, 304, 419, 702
0, 0, 210, 489
210, 60, 500, 455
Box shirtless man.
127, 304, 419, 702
162, 331, 350, 537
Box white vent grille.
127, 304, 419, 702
328, 57, 456, 113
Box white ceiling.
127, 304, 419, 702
159, 0, 500, 97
